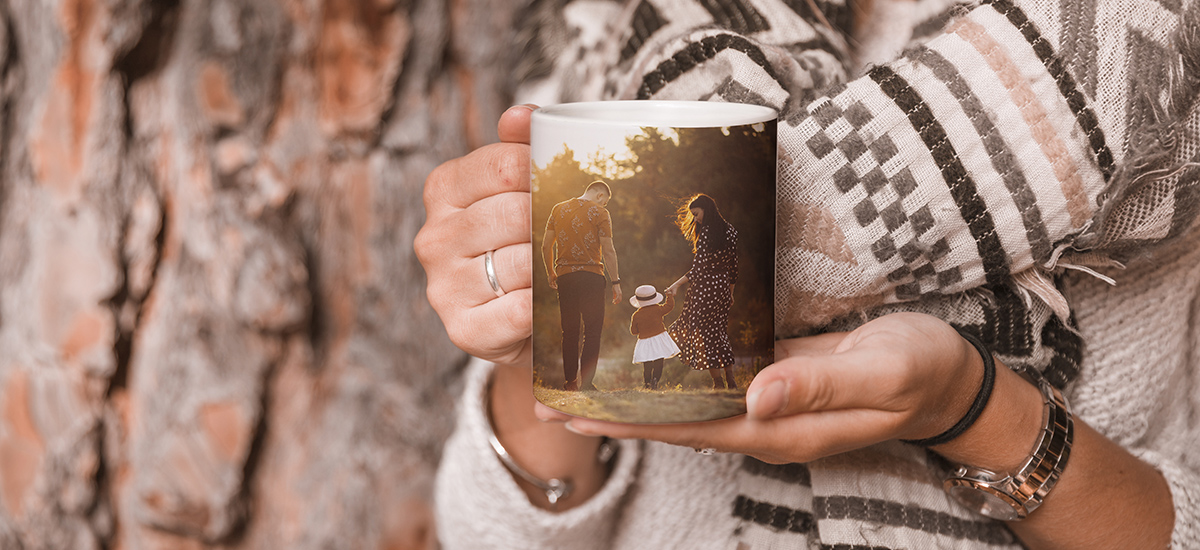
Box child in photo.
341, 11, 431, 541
629, 284, 680, 390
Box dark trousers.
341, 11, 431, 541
557, 271, 606, 388
643, 358, 664, 390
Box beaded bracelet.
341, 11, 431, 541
903, 328, 996, 447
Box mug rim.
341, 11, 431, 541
533, 100, 777, 128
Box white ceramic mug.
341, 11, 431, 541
531, 100, 777, 423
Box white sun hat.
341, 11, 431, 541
630, 284, 664, 308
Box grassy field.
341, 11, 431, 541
534, 386, 747, 423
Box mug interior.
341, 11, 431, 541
534, 100, 777, 127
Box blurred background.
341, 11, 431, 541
0, 0, 521, 548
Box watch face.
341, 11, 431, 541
947, 485, 1022, 521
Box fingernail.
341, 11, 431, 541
749, 380, 787, 418
564, 421, 588, 435
505, 104, 537, 115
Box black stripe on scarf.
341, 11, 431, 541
733, 495, 816, 533
817, 546, 897, 550
1040, 299, 1083, 388
912, 1, 973, 38
621, 0, 668, 62
785, 37, 838, 55
730, 493, 1014, 544
815, 496, 1016, 544
982, 0, 1115, 180
740, 456, 813, 485
698, 0, 771, 35
970, 285, 1036, 357
868, 66, 1012, 289
637, 33, 783, 99
780, 0, 854, 37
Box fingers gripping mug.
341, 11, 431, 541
531, 101, 777, 423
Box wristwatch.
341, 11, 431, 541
943, 367, 1074, 521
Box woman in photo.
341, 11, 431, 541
665, 194, 739, 390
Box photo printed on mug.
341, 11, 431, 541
531, 101, 777, 423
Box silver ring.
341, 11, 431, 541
484, 250, 505, 297
694, 447, 716, 456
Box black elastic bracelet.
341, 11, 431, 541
903, 328, 996, 447
610, 279, 621, 285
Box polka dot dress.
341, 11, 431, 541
669, 224, 738, 370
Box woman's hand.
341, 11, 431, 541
415, 105, 536, 367
553, 312, 1024, 465
417, 106, 611, 512
665, 275, 687, 296
552, 311, 1176, 548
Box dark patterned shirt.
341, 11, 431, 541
545, 198, 612, 277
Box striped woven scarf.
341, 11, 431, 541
515, 0, 1200, 546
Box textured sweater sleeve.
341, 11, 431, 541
1064, 239, 1200, 549
1136, 450, 1200, 549
434, 359, 642, 549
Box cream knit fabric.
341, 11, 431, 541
1064, 225, 1200, 550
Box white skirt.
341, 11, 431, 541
632, 332, 681, 363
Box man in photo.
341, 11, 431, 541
541, 181, 622, 391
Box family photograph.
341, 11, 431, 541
531, 122, 777, 423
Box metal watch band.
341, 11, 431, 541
944, 369, 1073, 521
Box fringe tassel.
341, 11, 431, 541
1013, 269, 1071, 322
1014, 256, 1121, 324
1076, 2, 1200, 253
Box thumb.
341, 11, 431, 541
498, 104, 536, 144
745, 351, 889, 420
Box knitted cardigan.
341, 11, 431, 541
436, 0, 1200, 547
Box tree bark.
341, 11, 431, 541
0, 0, 518, 548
